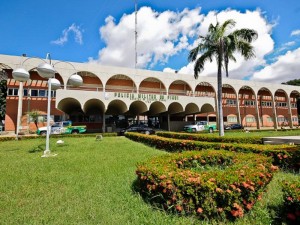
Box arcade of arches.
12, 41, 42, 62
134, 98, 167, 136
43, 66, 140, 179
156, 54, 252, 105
0, 54, 299, 133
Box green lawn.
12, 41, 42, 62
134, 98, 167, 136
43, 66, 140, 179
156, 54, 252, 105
0, 136, 298, 224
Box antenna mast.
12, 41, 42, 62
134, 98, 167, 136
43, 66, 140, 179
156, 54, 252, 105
134, 0, 138, 68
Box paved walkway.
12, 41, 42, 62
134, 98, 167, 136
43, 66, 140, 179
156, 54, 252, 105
262, 136, 300, 145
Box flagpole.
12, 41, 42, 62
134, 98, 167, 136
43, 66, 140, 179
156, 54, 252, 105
134, 0, 138, 68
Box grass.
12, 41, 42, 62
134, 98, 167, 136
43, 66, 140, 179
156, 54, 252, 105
0, 136, 299, 224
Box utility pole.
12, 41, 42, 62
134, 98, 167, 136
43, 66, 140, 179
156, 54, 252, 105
134, 0, 138, 68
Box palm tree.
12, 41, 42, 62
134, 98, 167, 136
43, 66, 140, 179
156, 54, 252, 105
189, 19, 257, 136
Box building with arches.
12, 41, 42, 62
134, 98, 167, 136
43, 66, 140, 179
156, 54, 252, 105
0, 54, 299, 133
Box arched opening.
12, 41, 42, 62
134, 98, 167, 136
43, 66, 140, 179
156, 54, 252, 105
257, 87, 273, 127
57, 97, 83, 123
105, 100, 128, 132
169, 80, 192, 96
195, 82, 215, 97
274, 89, 289, 127
290, 90, 300, 127
83, 99, 105, 132
139, 77, 166, 95
222, 84, 238, 125
68, 71, 103, 92
238, 86, 256, 128
106, 74, 137, 93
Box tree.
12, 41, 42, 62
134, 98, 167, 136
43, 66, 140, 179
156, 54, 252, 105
188, 19, 257, 136
0, 71, 7, 122
282, 79, 300, 86
27, 110, 41, 129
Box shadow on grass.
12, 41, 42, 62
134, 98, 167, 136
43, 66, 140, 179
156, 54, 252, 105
28, 144, 45, 153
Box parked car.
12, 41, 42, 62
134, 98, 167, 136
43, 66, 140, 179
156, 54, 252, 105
37, 121, 87, 135
183, 121, 217, 133
118, 124, 155, 136
224, 123, 244, 130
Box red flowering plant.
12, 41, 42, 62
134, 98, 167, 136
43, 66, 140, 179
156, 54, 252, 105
135, 150, 276, 220
282, 180, 300, 224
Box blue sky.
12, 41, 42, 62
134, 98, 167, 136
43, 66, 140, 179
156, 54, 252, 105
1, 0, 300, 83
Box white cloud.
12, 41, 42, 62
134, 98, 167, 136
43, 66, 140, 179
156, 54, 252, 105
277, 41, 296, 53
51, 23, 84, 46
291, 29, 300, 36
169, 9, 275, 80
90, 6, 299, 84
251, 47, 300, 83
89, 7, 203, 68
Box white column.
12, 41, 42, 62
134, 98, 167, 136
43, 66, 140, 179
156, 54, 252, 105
16, 82, 24, 139
272, 95, 278, 129
255, 95, 261, 129
287, 96, 293, 128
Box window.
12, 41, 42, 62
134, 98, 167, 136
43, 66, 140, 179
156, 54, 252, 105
291, 103, 297, 108
277, 117, 285, 122
267, 117, 273, 122
245, 100, 255, 106
292, 117, 298, 122
261, 101, 272, 107
226, 99, 236, 105
246, 116, 255, 123
51, 90, 56, 97
228, 116, 237, 122
38, 90, 47, 97
7, 88, 18, 96
276, 102, 287, 107
31, 89, 38, 97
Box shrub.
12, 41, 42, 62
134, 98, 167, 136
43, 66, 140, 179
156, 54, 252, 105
156, 131, 263, 144
125, 133, 300, 170
282, 180, 300, 224
136, 150, 277, 220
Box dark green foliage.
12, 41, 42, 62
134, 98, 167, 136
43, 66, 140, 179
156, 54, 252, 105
282, 79, 300, 86
0, 79, 7, 120
281, 179, 300, 224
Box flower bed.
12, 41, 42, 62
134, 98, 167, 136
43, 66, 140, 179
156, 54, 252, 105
282, 180, 300, 224
136, 150, 277, 220
125, 133, 300, 170
156, 131, 263, 144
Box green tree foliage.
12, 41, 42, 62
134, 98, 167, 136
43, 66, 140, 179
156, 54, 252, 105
0, 79, 7, 120
282, 79, 300, 86
188, 19, 258, 136
27, 110, 41, 128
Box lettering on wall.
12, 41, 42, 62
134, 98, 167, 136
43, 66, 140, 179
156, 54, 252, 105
113, 92, 179, 103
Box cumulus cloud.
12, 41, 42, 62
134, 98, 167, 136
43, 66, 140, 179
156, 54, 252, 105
251, 47, 300, 83
89, 7, 203, 68
291, 29, 300, 36
164, 9, 275, 80
51, 23, 84, 46
90, 6, 300, 83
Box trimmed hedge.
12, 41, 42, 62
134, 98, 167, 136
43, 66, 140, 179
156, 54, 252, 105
136, 150, 278, 220
156, 131, 263, 144
0, 133, 117, 142
282, 180, 300, 224
125, 133, 300, 170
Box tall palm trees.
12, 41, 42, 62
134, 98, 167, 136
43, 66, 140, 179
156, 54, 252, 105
189, 19, 258, 136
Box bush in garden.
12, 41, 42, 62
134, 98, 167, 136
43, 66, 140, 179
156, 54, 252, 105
136, 150, 278, 220
281, 180, 300, 224
156, 131, 263, 144
125, 132, 300, 170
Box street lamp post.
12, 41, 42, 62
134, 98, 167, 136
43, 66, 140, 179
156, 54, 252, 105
36, 62, 61, 157
12, 54, 61, 157
12, 68, 30, 139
